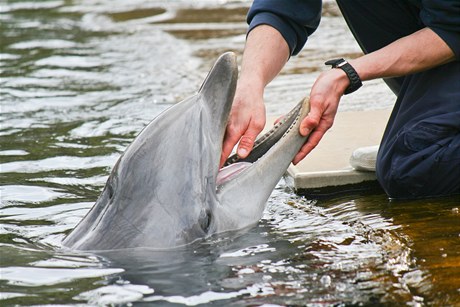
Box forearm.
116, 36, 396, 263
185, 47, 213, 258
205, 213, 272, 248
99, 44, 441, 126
295, 27, 456, 164
350, 27, 456, 81
238, 25, 290, 95
220, 25, 290, 163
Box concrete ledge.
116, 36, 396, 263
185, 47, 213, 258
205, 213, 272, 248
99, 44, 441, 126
270, 108, 392, 195
287, 167, 376, 189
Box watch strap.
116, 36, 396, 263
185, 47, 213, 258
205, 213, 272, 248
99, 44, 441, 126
324, 58, 362, 94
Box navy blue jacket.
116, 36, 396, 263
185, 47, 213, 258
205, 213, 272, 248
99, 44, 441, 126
247, 0, 460, 59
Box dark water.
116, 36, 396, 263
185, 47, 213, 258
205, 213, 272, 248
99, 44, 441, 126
1, 0, 459, 305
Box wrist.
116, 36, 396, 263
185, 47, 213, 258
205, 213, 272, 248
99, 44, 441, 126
329, 68, 350, 94
236, 75, 265, 97
325, 58, 362, 94
234, 81, 264, 109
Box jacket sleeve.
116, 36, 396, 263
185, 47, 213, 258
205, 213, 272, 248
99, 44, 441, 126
247, 0, 322, 56
420, 0, 460, 59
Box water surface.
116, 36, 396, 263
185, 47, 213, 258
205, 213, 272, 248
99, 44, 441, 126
1, 0, 459, 305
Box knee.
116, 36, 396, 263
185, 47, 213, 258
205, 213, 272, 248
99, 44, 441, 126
375, 165, 413, 199
375, 153, 422, 199
376, 131, 460, 199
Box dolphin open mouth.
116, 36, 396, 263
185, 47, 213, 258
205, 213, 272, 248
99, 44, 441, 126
63, 51, 310, 251
216, 101, 304, 186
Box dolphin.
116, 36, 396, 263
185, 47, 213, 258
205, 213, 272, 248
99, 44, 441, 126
63, 52, 311, 250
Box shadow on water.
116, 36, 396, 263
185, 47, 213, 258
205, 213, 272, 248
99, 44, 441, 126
1, 0, 459, 305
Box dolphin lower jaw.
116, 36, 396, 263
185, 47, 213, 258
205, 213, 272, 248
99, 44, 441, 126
214, 98, 311, 234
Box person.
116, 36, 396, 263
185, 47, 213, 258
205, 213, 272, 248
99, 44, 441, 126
220, 0, 460, 199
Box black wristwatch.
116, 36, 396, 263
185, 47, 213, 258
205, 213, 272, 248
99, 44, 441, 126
325, 58, 362, 94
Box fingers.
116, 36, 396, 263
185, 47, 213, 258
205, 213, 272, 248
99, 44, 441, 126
292, 129, 324, 165
293, 106, 335, 165
220, 128, 241, 167
220, 115, 265, 167
220, 93, 266, 167
236, 126, 260, 158
293, 75, 342, 165
299, 104, 322, 137
293, 108, 323, 164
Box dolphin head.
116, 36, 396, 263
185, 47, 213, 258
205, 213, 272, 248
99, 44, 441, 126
63, 52, 310, 250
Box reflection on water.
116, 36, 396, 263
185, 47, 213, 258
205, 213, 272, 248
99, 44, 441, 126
1, 0, 459, 305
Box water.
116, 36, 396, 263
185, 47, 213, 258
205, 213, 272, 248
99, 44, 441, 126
1, 0, 459, 305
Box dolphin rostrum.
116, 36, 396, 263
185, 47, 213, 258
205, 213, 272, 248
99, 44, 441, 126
63, 52, 311, 250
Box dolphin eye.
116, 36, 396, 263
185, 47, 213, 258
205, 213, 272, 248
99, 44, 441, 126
200, 210, 212, 232
105, 172, 118, 201
107, 183, 114, 199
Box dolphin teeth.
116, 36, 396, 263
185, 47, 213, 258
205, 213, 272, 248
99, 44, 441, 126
223, 101, 302, 167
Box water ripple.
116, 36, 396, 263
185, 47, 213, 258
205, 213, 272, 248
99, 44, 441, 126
0, 266, 124, 287
1, 0, 459, 305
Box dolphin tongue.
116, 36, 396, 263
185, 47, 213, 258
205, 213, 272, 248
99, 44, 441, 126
216, 162, 252, 186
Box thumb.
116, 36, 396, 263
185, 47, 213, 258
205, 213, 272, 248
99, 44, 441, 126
299, 109, 321, 136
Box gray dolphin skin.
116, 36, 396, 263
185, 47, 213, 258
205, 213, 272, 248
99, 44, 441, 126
63, 52, 311, 250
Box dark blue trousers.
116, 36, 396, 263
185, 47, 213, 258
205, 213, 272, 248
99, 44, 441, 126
337, 0, 460, 198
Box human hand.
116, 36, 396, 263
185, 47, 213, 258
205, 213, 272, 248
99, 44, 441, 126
219, 25, 290, 167
292, 68, 350, 164
220, 84, 266, 167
